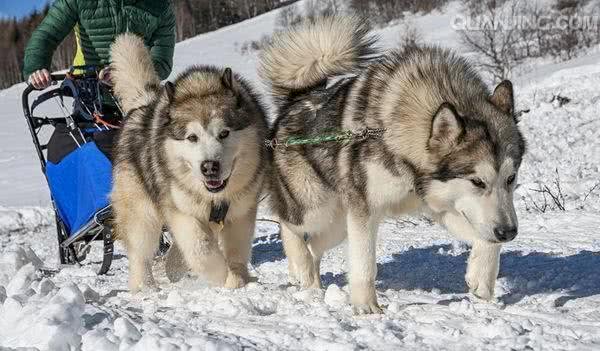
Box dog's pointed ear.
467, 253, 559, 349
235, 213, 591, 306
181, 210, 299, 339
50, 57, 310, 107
222, 68, 233, 90
164, 81, 176, 104
490, 80, 514, 116
429, 102, 463, 151
221, 67, 244, 108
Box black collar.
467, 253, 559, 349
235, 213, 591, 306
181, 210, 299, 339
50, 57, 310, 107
209, 201, 229, 225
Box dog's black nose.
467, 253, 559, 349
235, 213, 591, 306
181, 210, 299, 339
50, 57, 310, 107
201, 160, 220, 177
494, 226, 518, 242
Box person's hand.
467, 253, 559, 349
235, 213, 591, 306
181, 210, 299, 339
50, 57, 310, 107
99, 67, 112, 86
29, 69, 51, 90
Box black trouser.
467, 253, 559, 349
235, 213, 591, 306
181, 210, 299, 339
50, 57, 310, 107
47, 124, 119, 164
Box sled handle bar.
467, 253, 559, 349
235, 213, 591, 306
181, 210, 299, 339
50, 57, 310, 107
23, 73, 68, 95
23, 65, 102, 95
21, 72, 71, 176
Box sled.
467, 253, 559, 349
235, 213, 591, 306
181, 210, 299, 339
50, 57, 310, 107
22, 66, 169, 274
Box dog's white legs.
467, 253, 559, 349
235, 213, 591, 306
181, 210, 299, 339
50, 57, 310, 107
112, 167, 162, 293
347, 210, 382, 314
167, 211, 228, 286
220, 207, 256, 289
281, 222, 320, 289
465, 240, 501, 300
123, 219, 162, 293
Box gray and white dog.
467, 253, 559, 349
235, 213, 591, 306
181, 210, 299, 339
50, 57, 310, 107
259, 17, 526, 314
110, 34, 268, 292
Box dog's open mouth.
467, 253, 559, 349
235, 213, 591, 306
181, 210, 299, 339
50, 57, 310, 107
204, 160, 235, 193
205, 178, 229, 193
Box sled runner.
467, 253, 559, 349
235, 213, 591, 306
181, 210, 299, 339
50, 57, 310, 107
22, 66, 168, 274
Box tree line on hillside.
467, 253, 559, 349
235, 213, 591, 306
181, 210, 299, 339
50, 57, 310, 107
0, 0, 297, 89
0, 5, 77, 90
240, 0, 450, 55
276, 0, 450, 27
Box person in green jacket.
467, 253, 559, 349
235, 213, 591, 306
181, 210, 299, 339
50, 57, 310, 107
24, 0, 176, 89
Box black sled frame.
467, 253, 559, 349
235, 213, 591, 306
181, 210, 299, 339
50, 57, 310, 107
21, 67, 116, 274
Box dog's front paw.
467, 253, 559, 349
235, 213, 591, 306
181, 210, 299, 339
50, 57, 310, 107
293, 262, 321, 289
224, 271, 249, 289
466, 276, 495, 301
205, 264, 228, 287
352, 301, 383, 315
128, 269, 158, 293
298, 271, 321, 289
350, 282, 382, 315
191, 252, 228, 286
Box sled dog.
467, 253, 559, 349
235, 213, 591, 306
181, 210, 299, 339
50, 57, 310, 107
110, 34, 268, 292
259, 17, 526, 314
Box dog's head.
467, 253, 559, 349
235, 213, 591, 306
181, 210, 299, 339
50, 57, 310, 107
421, 81, 526, 243
160, 67, 264, 195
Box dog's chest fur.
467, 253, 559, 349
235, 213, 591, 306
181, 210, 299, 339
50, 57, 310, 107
363, 161, 423, 216
168, 184, 255, 223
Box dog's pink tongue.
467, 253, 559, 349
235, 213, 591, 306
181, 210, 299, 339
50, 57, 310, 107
206, 180, 223, 188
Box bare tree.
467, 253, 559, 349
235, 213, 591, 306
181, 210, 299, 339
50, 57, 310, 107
459, 0, 523, 81
525, 169, 567, 212
398, 21, 423, 52
276, 3, 302, 29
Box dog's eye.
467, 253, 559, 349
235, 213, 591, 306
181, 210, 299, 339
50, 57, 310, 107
218, 130, 230, 140
187, 134, 198, 143
507, 174, 516, 186
470, 178, 486, 189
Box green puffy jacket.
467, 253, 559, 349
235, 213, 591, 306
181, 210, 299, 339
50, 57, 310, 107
23, 0, 175, 80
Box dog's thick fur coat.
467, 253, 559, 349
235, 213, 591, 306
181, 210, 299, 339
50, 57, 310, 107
111, 34, 268, 292
260, 17, 526, 314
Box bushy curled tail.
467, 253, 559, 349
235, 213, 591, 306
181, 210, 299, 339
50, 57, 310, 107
110, 33, 161, 113
259, 16, 378, 98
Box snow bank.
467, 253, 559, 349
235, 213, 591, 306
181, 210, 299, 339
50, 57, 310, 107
0, 245, 242, 351
0, 207, 53, 234
517, 62, 600, 212
0, 245, 82, 350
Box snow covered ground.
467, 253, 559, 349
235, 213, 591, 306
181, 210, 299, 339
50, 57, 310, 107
1, 1, 599, 350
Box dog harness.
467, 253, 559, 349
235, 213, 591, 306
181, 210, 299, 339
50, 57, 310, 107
209, 201, 230, 227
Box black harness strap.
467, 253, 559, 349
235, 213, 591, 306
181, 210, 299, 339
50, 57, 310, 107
209, 201, 230, 225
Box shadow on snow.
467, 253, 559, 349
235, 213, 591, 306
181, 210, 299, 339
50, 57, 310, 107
251, 237, 600, 306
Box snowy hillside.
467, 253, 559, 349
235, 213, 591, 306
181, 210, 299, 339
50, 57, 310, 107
1, 1, 600, 350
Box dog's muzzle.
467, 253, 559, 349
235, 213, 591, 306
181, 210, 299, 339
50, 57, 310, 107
493, 226, 518, 242
205, 177, 229, 193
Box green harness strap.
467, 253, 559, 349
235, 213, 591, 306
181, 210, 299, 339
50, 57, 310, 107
266, 128, 386, 150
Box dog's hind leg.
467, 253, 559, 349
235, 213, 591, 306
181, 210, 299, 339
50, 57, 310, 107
347, 209, 383, 314
465, 240, 501, 301
167, 211, 228, 286
220, 207, 257, 289
281, 222, 320, 289
307, 216, 348, 287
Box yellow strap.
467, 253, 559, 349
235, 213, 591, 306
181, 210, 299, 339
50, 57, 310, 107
209, 220, 225, 236
72, 25, 85, 73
